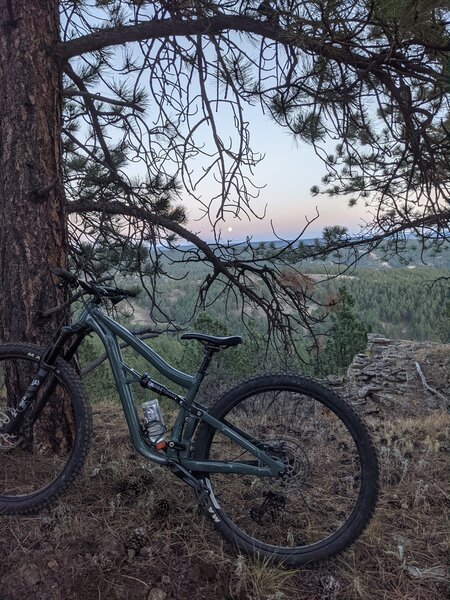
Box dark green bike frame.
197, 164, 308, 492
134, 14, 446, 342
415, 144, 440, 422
69, 303, 284, 478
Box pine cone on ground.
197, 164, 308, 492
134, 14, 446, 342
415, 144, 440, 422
124, 526, 148, 556
153, 498, 170, 519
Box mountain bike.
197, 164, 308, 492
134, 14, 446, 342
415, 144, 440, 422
0, 269, 379, 567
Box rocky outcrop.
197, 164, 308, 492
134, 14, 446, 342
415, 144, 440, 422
327, 334, 450, 416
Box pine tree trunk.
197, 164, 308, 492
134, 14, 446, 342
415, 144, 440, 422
0, 0, 67, 345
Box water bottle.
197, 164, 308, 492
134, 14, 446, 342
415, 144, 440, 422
141, 399, 166, 449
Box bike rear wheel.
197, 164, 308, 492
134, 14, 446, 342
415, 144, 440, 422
193, 374, 379, 567
0, 344, 91, 514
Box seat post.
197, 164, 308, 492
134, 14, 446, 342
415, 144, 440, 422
198, 345, 219, 376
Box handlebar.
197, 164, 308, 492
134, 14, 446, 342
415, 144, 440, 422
52, 268, 138, 305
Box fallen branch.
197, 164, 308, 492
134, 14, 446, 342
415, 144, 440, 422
414, 361, 449, 406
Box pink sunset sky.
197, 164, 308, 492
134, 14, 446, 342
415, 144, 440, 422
180, 108, 369, 243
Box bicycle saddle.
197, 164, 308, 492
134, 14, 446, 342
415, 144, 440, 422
180, 333, 242, 348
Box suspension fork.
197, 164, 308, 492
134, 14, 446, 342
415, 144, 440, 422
1, 325, 89, 436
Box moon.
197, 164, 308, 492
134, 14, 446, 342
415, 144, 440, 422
227, 227, 233, 232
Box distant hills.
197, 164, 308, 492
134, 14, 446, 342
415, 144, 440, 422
157, 238, 450, 270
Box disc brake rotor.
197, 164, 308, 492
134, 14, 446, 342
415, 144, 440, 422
264, 438, 310, 491
249, 438, 311, 524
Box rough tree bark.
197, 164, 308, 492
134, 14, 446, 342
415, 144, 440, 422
0, 0, 67, 345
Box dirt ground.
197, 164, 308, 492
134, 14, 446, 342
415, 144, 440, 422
1, 402, 448, 600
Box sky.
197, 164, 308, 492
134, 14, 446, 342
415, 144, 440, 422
180, 107, 370, 244
66, 8, 373, 245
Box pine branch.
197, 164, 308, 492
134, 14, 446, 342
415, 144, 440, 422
66, 196, 319, 340
64, 63, 131, 188
60, 14, 442, 85
62, 90, 145, 113
61, 15, 288, 59
296, 210, 450, 260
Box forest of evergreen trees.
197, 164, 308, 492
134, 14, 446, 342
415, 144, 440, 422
77, 239, 449, 402
128, 263, 449, 344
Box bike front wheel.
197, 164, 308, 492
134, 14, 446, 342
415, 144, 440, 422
0, 344, 92, 515
193, 374, 379, 567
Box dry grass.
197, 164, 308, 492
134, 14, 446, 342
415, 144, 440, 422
0, 403, 448, 600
